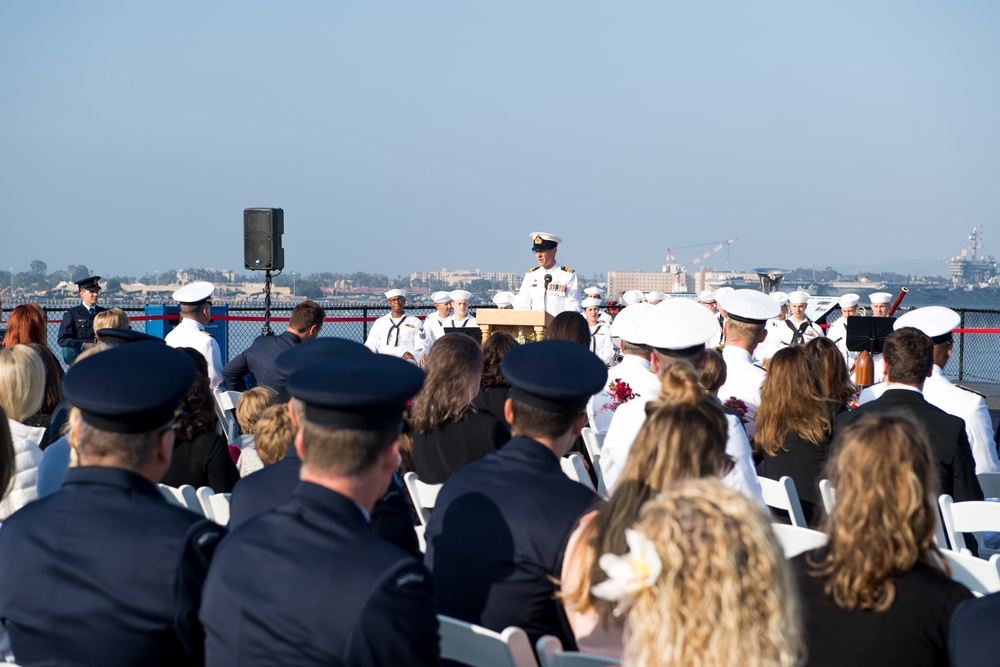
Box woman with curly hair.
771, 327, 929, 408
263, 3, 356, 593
160, 348, 239, 492
613, 478, 802, 667
409, 334, 509, 484
560, 363, 732, 657
755, 344, 844, 526
794, 414, 972, 667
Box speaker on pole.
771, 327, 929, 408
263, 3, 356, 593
244, 208, 285, 271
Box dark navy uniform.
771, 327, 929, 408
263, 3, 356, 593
0, 467, 223, 667
425, 436, 599, 646
221, 330, 302, 392
57, 302, 106, 352
201, 483, 438, 666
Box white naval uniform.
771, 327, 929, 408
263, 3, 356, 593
754, 318, 785, 364
513, 264, 580, 315
421, 312, 449, 348
718, 345, 766, 440
363, 313, 426, 363
586, 354, 660, 434
825, 316, 858, 369
774, 317, 824, 348
599, 391, 763, 506
446, 315, 478, 330
859, 367, 1000, 474
165, 318, 224, 388
588, 323, 615, 366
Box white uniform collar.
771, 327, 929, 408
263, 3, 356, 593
179, 318, 205, 332
618, 354, 651, 372
884, 382, 923, 395
721, 345, 753, 364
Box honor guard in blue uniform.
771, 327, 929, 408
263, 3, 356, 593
0, 343, 224, 667
221, 300, 326, 392
201, 354, 438, 667
56, 275, 106, 364
424, 340, 607, 647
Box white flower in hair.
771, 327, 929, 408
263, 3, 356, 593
590, 528, 662, 617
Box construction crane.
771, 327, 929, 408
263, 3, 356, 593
663, 239, 738, 292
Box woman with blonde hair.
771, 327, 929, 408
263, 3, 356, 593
409, 334, 509, 484
602, 478, 802, 667
561, 362, 731, 657
0, 345, 46, 520
755, 345, 844, 526
794, 414, 972, 667
92, 308, 130, 339
233, 386, 278, 477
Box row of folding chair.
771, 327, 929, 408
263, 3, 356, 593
157, 484, 231, 525
439, 615, 617, 667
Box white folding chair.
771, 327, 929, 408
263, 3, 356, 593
536, 635, 619, 667
580, 428, 605, 461
939, 548, 1000, 596
977, 472, 1000, 499
196, 486, 216, 521
938, 494, 1000, 557
403, 472, 442, 526
560, 454, 596, 492
770, 523, 829, 559
818, 478, 836, 516
438, 615, 536, 667
590, 453, 608, 498
758, 476, 808, 528
157, 484, 205, 517
212, 388, 242, 443
208, 493, 232, 526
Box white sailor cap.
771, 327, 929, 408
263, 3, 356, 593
645, 291, 668, 302
172, 281, 215, 305
431, 291, 452, 304
529, 232, 562, 251
697, 290, 716, 303
492, 291, 514, 307
641, 298, 721, 354
449, 289, 472, 301
584, 287, 605, 297
869, 292, 892, 304
714, 287, 735, 299
770, 291, 789, 306
609, 302, 653, 343
717, 289, 781, 325
582, 297, 602, 308
894, 306, 960, 345
839, 293, 860, 308
622, 290, 644, 305
788, 290, 810, 305
385, 289, 407, 299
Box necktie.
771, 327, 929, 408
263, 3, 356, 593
88, 307, 95, 317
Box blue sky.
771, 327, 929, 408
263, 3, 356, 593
2, 1, 998, 278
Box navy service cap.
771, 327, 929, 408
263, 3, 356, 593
894, 306, 960, 345
529, 232, 561, 252
288, 354, 424, 430
75, 276, 101, 292
717, 289, 781, 325
172, 281, 215, 305
501, 339, 607, 414
63, 342, 196, 433
96, 328, 165, 347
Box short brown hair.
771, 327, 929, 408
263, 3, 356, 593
509, 399, 578, 440
698, 348, 727, 394
253, 404, 297, 465
883, 327, 933, 386
300, 421, 399, 477
289, 300, 326, 332
77, 421, 162, 470
235, 386, 278, 435
724, 319, 765, 348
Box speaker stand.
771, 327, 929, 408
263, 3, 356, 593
262, 270, 275, 336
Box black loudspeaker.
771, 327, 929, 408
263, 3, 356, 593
244, 208, 285, 271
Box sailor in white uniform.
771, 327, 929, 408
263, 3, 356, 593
584, 287, 612, 325
421, 291, 453, 348
446, 290, 478, 329
363, 289, 425, 364
492, 291, 515, 309
755, 291, 789, 365
599, 298, 763, 505
825, 293, 860, 368
582, 297, 615, 365
513, 232, 580, 315
620, 290, 644, 307
866, 291, 894, 384
165, 281, 224, 387
644, 291, 668, 305
716, 290, 780, 440
775, 290, 824, 348
859, 306, 1000, 474
586, 304, 660, 434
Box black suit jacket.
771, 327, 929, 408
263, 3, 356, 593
836, 388, 983, 502
221, 330, 301, 392
424, 436, 599, 647
949, 592, 1000, 667
201, 483, 439, 666
57, 303, 106, 351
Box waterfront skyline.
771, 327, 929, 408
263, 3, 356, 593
2, 2, 999, 277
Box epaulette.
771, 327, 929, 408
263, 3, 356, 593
562, 266, 575, 273
528, 266, 541, 272
955, 383, 987, 398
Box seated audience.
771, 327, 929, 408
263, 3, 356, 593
474, 331, 517, 424
806, 336, 856, 407
93, 308, 130, 337
25, 342, 63, 438
0, 345, 46, 520
410, 334, 509, 484
233, 386, 277, 477
2, 304, 47, 348
546, 311, 593, 348
793, 414, 973, 667
252, 403, 297, 466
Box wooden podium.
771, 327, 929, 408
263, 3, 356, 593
476, 309, 553, 344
